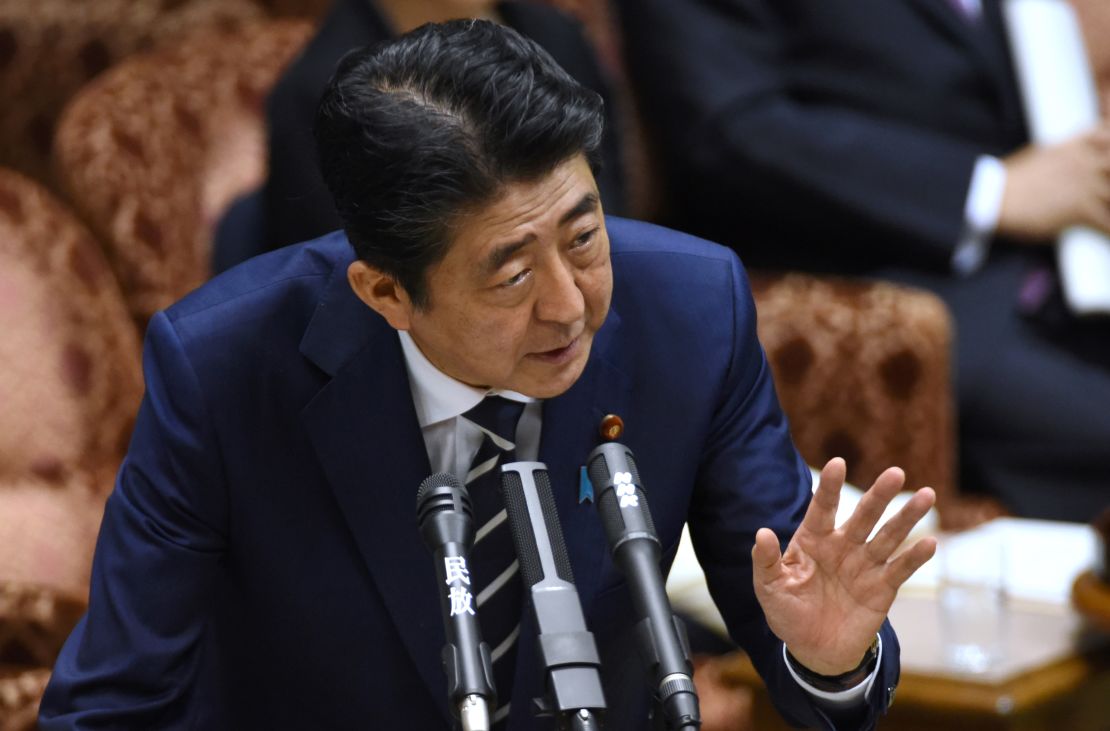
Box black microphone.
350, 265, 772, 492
417, 472, 497, 731
500, 462, 606, 730
587, 443, 700, 731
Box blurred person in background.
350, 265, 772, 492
618, 0, 1110, 523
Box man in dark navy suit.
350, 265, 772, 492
41, 20, 935, 730
619, 0, 1110, 522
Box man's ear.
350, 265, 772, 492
347, 260, 414, 331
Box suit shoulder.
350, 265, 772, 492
606, 216, 739, 264
164, 232, 351, 329
605, 217, 755, 335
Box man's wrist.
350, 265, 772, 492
785, 635, 880, 693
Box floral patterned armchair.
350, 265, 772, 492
0, 167, 142, 728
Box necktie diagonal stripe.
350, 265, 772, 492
461, 396, 526, 725
476, 560, 519, 606
474, 508, 507, 545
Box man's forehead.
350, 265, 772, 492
459, 156, 599, 238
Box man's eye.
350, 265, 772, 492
501, 269, 532, 287
572, 227, 599, 248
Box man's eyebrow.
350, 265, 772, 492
559, 192, 599, 226
485, 236, 533, 273
483, 193, 600, 273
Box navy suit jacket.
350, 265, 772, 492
41, 218, 899, 729
619, 0, 1029, 274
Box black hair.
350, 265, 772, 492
314, 19, 605, 307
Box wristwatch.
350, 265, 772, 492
785, 635, 880, 693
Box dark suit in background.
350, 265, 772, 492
40, 219, 898, 730
263, 0, 626, 253
618, 0, 1110, 521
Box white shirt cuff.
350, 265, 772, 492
782, 635, 882, 709
952, 155, 1006, 276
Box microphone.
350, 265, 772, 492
500, 462, 606, 730
587, 443, 700, 731
417, 472, 497, 731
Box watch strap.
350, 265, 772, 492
785, 635, 880, 693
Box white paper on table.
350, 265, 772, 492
1003, 0, 1110, 315
665, 463, 1101, 637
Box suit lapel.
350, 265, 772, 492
906, 0, 1020, 131
978, 0, 1031, 140
299, 263, 450, 724
907, 0, 999, 66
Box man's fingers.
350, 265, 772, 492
751, 527, 784, 583
865, 487, 936, 563
841, 466, 906, 544
800, 457, 846, 536
882, 536, 938, 588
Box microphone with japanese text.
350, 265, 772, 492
417, 472, 497, 731
500, 462, 606, 730
586, 443, 700, 731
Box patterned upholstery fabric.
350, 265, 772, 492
0, 583, 86, 671
0, 475, 107, 600
0, 167, 142, 491
0, 667, 51, 731
0, 0, 265, 190
54, 19, 313, 332
253, 0, 335, 18
0, 168, 140, 726
750, 272, 956, 503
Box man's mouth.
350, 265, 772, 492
530, 336, 582, 365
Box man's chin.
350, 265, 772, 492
516, 346, 591, 399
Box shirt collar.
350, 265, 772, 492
397, 330, 534, 428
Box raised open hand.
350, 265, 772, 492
752, 458, 937, 675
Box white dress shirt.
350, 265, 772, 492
398, 330, 541, 478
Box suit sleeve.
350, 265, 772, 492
618, 0, 983, 266
687, 251, 899, 730
39, 311, 229, 729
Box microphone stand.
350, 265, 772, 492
500, 462, 606, 731
529, 624, 607, 730
586, 443, 701, 731
535, 702, 602, 731
566, 708, 603, 731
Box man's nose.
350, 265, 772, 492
535, 258, 585, 325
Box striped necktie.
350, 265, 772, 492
462, 396, 526, 727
